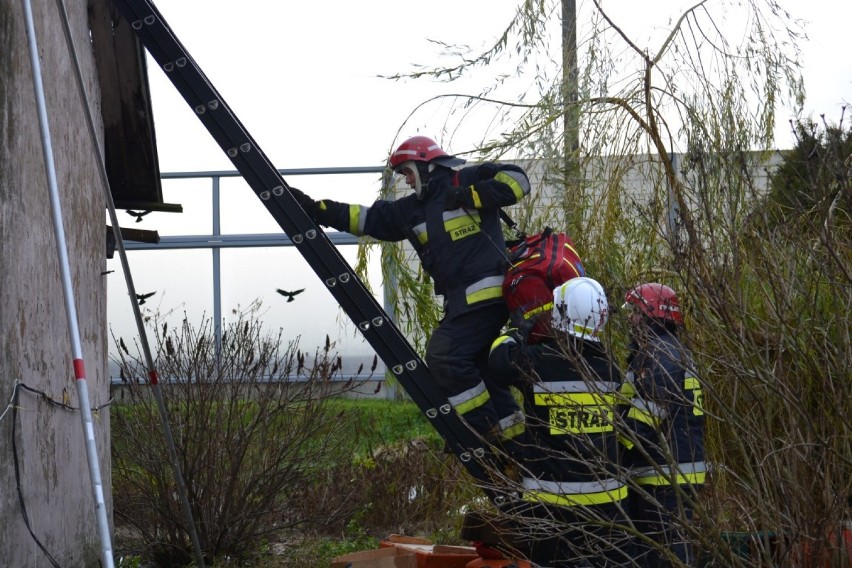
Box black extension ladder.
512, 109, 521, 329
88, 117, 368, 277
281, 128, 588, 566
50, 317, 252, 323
110, 0, 509, 507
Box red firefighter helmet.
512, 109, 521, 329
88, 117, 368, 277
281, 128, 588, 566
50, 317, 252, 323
389, 136, 463, 171
623, 283, 684, 325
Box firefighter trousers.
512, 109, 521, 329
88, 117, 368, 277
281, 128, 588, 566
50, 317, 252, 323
425, 303, 522, 449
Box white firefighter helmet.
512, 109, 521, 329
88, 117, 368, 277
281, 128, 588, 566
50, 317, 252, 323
552, 277, 609, 341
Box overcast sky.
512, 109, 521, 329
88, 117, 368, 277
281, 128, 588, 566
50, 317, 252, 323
143, 0, 851, 173
105, 0, 851, 372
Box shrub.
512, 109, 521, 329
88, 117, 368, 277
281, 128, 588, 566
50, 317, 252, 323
111, 307, 374, 566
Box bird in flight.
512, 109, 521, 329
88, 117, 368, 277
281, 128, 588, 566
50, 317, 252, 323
276, 288, 305, 303
136, 291, 156, 305
126, 209, 152, 223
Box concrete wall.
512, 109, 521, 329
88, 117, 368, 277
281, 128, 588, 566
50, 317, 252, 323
0, 1, 110, 565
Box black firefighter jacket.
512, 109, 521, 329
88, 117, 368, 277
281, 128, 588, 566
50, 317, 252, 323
489, 334, 626, 495
623, 323, 706, 487
314, 163, 531, 318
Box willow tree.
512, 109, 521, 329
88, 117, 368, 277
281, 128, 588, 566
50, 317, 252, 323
366, 0, 806, 336
359, 0, 850, 564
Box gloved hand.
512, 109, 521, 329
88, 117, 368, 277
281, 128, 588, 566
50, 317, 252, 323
443, 186, 468, 210
504, 327, 526, 348
488, 326, 530, 387
509, 310, 534, 343
516, 316, 535, 342
288, 186, 318, 218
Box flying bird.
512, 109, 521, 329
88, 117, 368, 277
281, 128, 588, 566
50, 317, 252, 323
136, 291, 156, 305
276, 288, 305, 303
126, 209, 152, 223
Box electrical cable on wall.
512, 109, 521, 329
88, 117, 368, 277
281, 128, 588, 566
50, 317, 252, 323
8, 381, 113, 568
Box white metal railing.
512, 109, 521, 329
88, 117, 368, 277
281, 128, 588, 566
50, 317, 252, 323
112, 166, 393, 389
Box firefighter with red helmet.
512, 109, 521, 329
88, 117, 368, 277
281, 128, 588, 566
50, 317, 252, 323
621, 283, 705, 567
289, 136, 532, 461
489, 278, 633, 567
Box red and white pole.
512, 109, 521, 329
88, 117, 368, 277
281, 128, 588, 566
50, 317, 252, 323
22, 0, 114, 565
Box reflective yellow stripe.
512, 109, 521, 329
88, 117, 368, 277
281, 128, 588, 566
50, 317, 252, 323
634, 471, 706, 486
466, 276, 504, 304
627, 406, 660, 428
573, 323, 594, 336
534, 380, 617, 394
412, 222, 428, 245
467, 286, 503, 304
495, 171, 526, 201
618, 383, 661, 428
563, 241, 579, 257
499, 409, 525, 430
470, 185, 482, 208
449, 383, 492, 416
454, 389, 490, 415
501, 421, 525, 441
511, 253, 541, 269
443, 215, 474, 233
620, 380, 667, 426
524, 301, 552, 320
443, 208, 475, 221
634, 463, 707, 486
489, 334, 515, 353
534, 393, 614, 406
685, 376, 704, 416
523, 485, 628, 507
558, 243, 583, 278
348, 204, 362, 235
444, 212, 481, 241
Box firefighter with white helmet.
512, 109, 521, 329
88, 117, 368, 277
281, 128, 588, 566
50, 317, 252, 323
489, 277, 633, 567
621, 283, 705, 567
552, 276, 609, 340
289, 136, 532, 461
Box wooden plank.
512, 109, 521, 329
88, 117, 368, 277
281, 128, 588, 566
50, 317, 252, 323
89, 0, 180, 213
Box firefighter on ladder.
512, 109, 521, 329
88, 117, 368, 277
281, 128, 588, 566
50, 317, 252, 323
288, 136, 531, 463
620, 283, 706, 567
489, 277, 634, 567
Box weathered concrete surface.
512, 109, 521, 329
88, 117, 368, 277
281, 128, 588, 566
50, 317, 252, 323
1, 0, 111, 565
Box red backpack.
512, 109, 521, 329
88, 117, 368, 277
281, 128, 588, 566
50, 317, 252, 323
447, 171, 586, 341
502, 227, 586, 343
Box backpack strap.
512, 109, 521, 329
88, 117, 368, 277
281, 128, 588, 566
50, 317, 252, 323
499, 208, 515, 229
